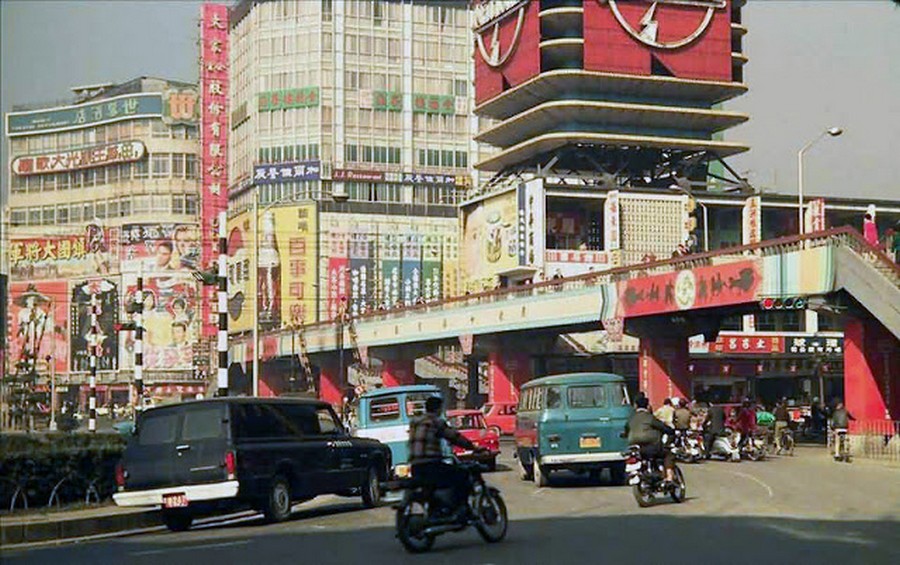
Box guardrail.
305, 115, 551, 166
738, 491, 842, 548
848, 420, 900, 462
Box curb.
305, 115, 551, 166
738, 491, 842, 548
1, 509, 162, 546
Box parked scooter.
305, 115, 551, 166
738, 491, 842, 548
673, 430, 706, 463
709, 429, 741, 462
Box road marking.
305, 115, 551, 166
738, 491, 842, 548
130, 540, 250, 556
729, 470, 775, 499
530, 488, 547, 496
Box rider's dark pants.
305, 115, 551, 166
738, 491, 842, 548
412, 461, 469, 510
638, 443, 673, 474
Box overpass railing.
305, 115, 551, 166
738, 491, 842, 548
254, 227, 883, 344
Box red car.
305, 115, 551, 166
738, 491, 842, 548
447, 409, 500, 471
482, 401, 517, 436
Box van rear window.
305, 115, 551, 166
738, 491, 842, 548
138, 412, 178, 445
568, 386, 607, 409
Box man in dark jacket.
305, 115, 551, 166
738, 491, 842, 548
774, 399, 791, 451
625, 396, 675, 483
703, 403, 726, 456
830, 399, 854, 459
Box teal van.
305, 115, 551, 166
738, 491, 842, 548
514, 373, 633, 487
353, 385, 443, 479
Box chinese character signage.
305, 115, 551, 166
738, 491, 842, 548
742, 196, 761, 245
7, 281, 69, 374
162, 88, 200, 125
805, 198, 826, 234
6, 93, 162, 136
11, 141, 146, 176
788, 336, 843, 354
253, 161, 321, 184
70, 280, 118, 372
400, 172, 462, 186
257, 87, 320, 111
604, 190, 621, 251
517, 179, 545, 267
373, 90, 403, 112
412, 93, 456, 115
271, 205, 318, 325
9, 225, 119, 280
120, 223, 200, 273
200, 3, 229, 337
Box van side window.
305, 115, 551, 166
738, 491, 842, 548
316, 408, 341, 434
370, 397, 400, 422
236, 404, 301, 438
546, 386, 562, 409
139, 412, 178, 445
182, 406, 224, 441
568, 386, 607, 409
277, 404, 319, 435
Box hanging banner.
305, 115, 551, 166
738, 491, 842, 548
8, 281, 69, 374
604, 190, 621, 251
121, 223, 200, 273
422, 235, 443, 302
382, 235, 402, 307
200, 3, 229, 337
326, 228, 350, 320
805, 198, 826, 234
742, 196, 761, 245
120, 274, 198, 370
517, 179, 545, 268
70, 280, 119, 372
9, 225, 118, 280
349, 236, 373, 317
401, 235, 422, 305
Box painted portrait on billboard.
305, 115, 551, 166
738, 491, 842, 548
120, 275, 197, 370
121, 223, 200, 273
461, 190, 519, 291
226, 211, 255, 333
70, 279, 119, 372
8, 281, 68, 374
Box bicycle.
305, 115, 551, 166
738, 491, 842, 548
776, 426, 795, 456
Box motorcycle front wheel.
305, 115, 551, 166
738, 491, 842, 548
474, 489, 508, 543
395, 499, 435, 553
632, 482, 654, 507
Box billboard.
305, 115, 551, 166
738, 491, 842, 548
517, 179, 545, 268
742, 196, 761, 245
349, 236, 374, 317
584, 0, 732, 82
461, 190, 519, 291
6, 93, 162, 136
7, 281, 68, 374
200, 3, 230, 337
11, 141, 145, 176
121, 223, 200, 273
70, 279, 119, 372
120, 274, 198, 370
473, 0, 541, 105
226, 211, 255, 333
9, 225, 118, 280
271, 204, 318, 325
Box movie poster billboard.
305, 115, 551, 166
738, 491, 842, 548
7, 281, 68, 374
271, 204, 317, 325
121, 223, 200, 273
461, 189, 519, 292
226, 211, 255, 333
120, 274, 197, 370
70, 279, 119, 372
9, 224, 118, 280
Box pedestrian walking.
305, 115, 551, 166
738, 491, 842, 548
863, 205, 879, 247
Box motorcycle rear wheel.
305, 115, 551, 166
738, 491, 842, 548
474, 490, 508, 543
670, 467, 686, 503
396, 500, 435, 553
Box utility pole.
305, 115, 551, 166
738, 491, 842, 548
217, 210, 229, 397
88, 293, 99, 433
48, 355, 56, 432
134, 271, 144, 414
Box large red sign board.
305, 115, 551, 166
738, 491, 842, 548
474, 0, 541, 106
618, 260, 760, 318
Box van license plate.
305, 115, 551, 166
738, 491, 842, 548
162, 493, 188, 508
580, 437, 601, 449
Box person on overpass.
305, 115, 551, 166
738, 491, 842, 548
626, 396, 675, 484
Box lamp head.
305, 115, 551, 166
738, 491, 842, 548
826, 127, 843, 137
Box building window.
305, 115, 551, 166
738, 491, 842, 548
172, 194, 186, 215
108, 200, 119, 218
134, 159, 149, 179
441, 150, 453, 168
345, 144, 358, 162
151, 119, 170, 138
56, 205, 69, 224
454, 79, 467, 97
151, 153, 171, 177
28, 208, 41, 225
11, 209, 26, 226
455, 151, 467, 168
173, 153, 185, 177
427, 149, 439, 167
69, 204, 82, 223
120, 197, 132, 217
95, 201, 107, 219
186, 194, 198, 215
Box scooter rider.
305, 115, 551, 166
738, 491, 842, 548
625, 396, 676, 484
409, 396, 486, 519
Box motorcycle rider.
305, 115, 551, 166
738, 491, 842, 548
673, 398, 692, 432
626, 396, 676, 484
703, 403, 726, 457
408, 396, 485, 520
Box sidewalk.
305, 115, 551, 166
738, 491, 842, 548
0, 503, 161, 546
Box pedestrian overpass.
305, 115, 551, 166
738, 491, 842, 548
232, 227, 899, 425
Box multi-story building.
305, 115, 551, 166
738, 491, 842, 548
224, 1, 479, 395
4, 77, 207, 412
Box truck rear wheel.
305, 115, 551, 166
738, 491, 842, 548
162, 509, 193, 532
262, 475, 293, 523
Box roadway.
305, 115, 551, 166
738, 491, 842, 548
5, 443, 899, 565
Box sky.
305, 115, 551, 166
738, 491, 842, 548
1, 0, 899, 211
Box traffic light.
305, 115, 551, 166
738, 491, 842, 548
759, 296, 807, 310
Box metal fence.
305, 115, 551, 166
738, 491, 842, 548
844, 420, 900, 462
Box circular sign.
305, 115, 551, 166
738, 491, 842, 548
674, 269, 696, 310
475, 1, 528, 68
606, 0, 726, 50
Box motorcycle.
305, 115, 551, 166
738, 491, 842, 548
738, 431, 768, 461
393, 458, 508, 553
623, 442, 686, 508
709, 429, 741, 462
673, 429, 706, 463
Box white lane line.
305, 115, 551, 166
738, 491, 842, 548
530, 488, 547, 496
729, 470, 775, 499
130, 540, 250, 556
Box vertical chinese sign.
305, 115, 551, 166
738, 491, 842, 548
200, 3, 229, 337
742, 196, 761, 245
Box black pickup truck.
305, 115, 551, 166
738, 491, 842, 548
113, 397, 391, 531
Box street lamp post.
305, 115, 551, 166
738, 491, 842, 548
798, 127, 843, 235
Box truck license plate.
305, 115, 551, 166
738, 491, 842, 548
580, 437, 601, 449
162, 493, 188, 508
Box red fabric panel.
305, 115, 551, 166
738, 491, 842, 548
474, 1, 541, 106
